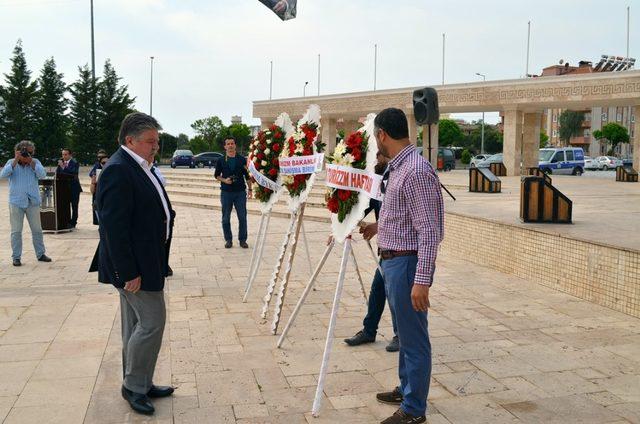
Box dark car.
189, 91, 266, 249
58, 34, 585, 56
171, 149, 195, 168
415, 146, 455, 171
194, 152, 223, 168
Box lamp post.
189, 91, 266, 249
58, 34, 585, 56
149, 56, 154, 116
475, 72, 486, 154
303, 81, 309, 97
90, 0, 95, 80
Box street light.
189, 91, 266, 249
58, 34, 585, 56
475, 72, 486, 154
303, 81, 309, 97
150, 56, 155, 116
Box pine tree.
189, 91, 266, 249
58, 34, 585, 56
33, 57, 68, 165
69, 65, 100, 164
97, 60, 135, 155
0, 40, 38, 158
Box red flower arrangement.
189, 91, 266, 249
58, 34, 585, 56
325, 130, 369, 222
281, 122, 324, 198
248, 124, 286, 203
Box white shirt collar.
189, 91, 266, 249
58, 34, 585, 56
122, 145, 151, 170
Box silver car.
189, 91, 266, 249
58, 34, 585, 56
470, 154, 491, 167
595, 156, 623, 171
476, 153, 503, 168
584, 156, 600, 170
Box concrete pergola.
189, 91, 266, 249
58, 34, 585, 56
253, 70, 640, 175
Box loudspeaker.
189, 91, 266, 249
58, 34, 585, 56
412, 87, 439, 125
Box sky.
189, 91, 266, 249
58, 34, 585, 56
0, 0, 637, 136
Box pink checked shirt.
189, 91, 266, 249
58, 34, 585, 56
378, 145, 444, 286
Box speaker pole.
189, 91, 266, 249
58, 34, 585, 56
428, 123, 432, 163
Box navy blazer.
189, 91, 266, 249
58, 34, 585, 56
92, 147, 175, 291
56, 158, 83, 193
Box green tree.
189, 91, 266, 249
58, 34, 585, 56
593, 123, 630, 152
216, 123, 252, 154
438, 119, 465, 147
540, 130, 549, 148
33, 57, 68, 165
159, 132, 178, 158
97, 60, 135, 155
69, 65, 100, 164
177, 133, 190, 148
461, 149, 472, 165
188, 135, 209, 154
0, 40, 38, 158
558, 110, 584, 145
463, 124, 503, 154
191, 116, 224, 150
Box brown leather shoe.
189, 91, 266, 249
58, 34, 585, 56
376, 387, 403, 405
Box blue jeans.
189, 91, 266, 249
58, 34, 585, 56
221, 190, 247, 242
382, 255, 432, 417
9, 204, 46, 260
363, 268, 397, 338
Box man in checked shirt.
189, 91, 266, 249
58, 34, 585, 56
369, 108, 444, 424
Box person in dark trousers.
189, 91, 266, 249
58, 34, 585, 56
92, 112, 176, 416
344, 153, 399, 352
89, 150, 108, 225
214, 137, 252, 249
373, 108, 444, 424
56, 148, 82, 228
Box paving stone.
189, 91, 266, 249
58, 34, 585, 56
433, 394, 520, 423
503, 394, 624, 423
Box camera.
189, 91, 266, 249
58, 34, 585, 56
229, 175, 237, 183
20, 148, 31, 158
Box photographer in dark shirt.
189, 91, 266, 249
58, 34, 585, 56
214, 137, 252, 249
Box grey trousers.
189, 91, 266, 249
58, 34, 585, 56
118, 289, 166, 394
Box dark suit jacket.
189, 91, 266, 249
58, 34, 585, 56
91, 147, 175, 291
56, 158, 83, 194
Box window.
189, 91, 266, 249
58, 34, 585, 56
552, 129, 558, 137
552, 114, 557, 123
617, 113, 622, 122
584, 129, 590, 138
632, 115, 636, 123
566, 150, 574, 161
551, 151, 565, 163
602, 113, 608, 121
584, 113, 591, 122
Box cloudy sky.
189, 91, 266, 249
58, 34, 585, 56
0, 0, 637, 136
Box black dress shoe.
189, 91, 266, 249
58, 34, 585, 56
225, 241, 232, 248
147, 385, 175, 398
37, 254, 52, 262
12, 259, 21, 267
121, 386, 154, 415
380, 408, 426, 424
240, 241, 249, 249
344, 330, 376, 346
376, 387, 403, 405
386, 336, 399, 352
166, 266, 173, 277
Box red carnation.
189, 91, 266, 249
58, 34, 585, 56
352, 147, 363, 161
337, 189, 351, 201
271, 158, 279, 166
272, 143, 281, 152
270, 125, 277, 131
274, 131, 282, 139
327, 196, 339, 213
268, 168, 277, 176
258, 153, 265, 160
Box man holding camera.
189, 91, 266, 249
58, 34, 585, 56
0, 141, 52, 266
214, 137, 252, 249
56, 148, 82, 228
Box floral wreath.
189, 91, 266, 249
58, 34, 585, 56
249, 125, 286, 203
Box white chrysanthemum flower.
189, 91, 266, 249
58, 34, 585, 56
260, 169, 265, 174
333, 143, 347, 159
295, 144, 304, 154
261, 160, 267, 166
265, 131, 271, 135
282, 175, 294, 185
266, 139, 272, 144
264, 148, 271, 155
344, 153, 355, 165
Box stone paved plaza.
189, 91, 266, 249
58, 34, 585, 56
0, 185, 639, 423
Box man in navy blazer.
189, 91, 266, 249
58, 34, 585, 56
94, 112, 176, 415
56, 148, 83, 228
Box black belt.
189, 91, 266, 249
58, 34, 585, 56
379, 250, 418, 260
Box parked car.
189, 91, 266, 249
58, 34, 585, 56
538, 147, 585, 175
595, 156, 623, 171
194, 152, 223, 168
171, 149, 195, 168
470, 154, 491, 167
584, 156, 600, 171
476, 153, 503, 168
622, 157, 633, 167
414, 146, 455, 171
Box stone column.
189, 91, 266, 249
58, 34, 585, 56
260, 119, 275, 130
342, 119, 360, 135
633, 106, 640, 170
422, 123, 439, 169
321, 117, 337, 154
522, 112, 542, 170
503, 109, 524, 176
406, 112, 418, 145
